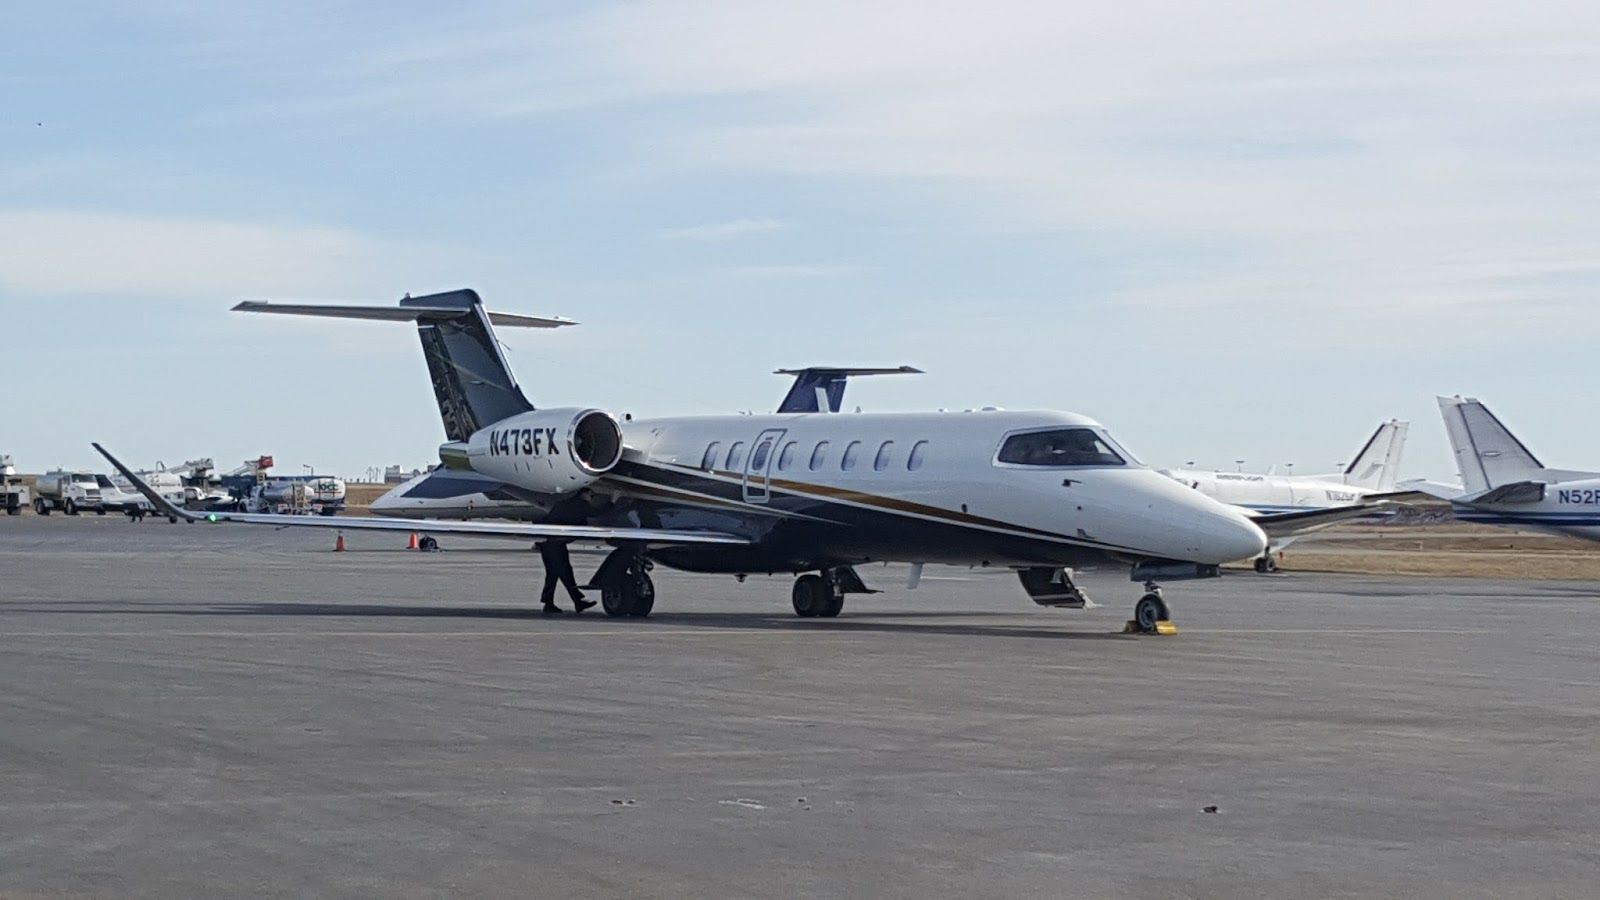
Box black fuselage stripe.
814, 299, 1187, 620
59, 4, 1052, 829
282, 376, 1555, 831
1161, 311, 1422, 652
606, 459, 1151, 557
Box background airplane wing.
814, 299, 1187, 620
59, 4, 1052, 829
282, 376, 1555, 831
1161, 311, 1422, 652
1246, 503, 1388, 538
93, 443, 748, 547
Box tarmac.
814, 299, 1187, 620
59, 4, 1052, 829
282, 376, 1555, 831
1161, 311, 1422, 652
2, 515, 1598, 898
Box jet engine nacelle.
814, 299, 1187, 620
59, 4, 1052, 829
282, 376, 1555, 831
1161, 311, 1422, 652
466, 407, 625, 495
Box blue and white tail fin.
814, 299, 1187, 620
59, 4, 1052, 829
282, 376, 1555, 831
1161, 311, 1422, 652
1438, 396, 1552, 494
774, 366, 923, 413
233, 289, 575, 441
1342, 420, 1409, 491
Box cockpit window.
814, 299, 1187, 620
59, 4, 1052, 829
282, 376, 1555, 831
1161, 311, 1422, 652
997, 428, 1126, 467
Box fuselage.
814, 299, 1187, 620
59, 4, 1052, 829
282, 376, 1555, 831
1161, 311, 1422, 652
1165, 469, 1381, 515
1450, 477, 1600, 542
379, 409, 1267, 573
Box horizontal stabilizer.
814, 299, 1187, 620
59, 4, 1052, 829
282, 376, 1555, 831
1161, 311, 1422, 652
232, 301, 576, 328
1467, 480, 1547, 505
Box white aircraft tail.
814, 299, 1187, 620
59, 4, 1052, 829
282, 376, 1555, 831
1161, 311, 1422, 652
1437, 396, 1551, 494
1342, 420, 1409, 491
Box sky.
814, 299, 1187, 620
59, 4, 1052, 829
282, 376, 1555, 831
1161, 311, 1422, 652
4, 1, 1599, 479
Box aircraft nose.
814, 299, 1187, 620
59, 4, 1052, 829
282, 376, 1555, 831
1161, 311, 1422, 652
1195, 510, 1268, 564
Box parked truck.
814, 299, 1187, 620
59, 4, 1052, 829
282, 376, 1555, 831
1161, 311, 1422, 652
33, 470, 105, 516
1, 455, 28, 516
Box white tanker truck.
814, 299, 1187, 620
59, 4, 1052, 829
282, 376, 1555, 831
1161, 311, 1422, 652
33, 470, 105, 516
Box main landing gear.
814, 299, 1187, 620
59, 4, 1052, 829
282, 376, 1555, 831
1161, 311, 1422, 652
589, 547, 655, 618
791, 573, 844, 618
1253, 553, 1279, 573
791, 567, 872, 618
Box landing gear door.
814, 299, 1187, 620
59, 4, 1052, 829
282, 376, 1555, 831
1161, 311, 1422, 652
743, 428, 786, 504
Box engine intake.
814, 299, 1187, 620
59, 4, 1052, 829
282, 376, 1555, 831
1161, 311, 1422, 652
466, 407, 625, 496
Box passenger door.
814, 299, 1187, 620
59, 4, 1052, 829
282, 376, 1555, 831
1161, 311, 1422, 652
743, 428, 786, 504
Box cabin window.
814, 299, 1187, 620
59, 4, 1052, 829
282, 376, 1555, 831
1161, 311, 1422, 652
809, 441, 830, 471
750, 440, 772, 471
996, 428, 1126, 467
907, 440, 929, 471
778, 441, 798, 471
701, 442, 721, 471
874, 441, 896, 471
726, 442, 746, 470
841, 441, 862, 471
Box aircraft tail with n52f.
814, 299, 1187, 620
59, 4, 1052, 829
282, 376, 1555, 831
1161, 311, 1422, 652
1409, 396, 1600, 541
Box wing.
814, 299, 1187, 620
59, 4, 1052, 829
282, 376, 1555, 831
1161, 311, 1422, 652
1245, 503, 1388, 539
93, 443, 748, 548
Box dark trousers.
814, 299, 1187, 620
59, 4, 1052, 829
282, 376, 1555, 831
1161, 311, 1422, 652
538, 542, 584, 605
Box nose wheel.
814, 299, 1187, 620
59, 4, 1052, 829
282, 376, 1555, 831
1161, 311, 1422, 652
1129, 583, 1175, 634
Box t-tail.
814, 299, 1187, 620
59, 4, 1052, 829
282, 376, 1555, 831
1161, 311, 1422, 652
1342, 419, 1409, 491
233, 289, 575, 441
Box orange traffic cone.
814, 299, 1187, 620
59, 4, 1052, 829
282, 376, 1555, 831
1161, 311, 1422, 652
407, 532, 420, 550
334, 533, 346, 552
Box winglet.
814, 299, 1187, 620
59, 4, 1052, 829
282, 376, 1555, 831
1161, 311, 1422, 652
91, 443, 198, 521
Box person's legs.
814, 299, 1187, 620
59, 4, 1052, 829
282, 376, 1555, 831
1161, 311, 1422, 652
537, 542, 564, 612
555, 547, 594, 612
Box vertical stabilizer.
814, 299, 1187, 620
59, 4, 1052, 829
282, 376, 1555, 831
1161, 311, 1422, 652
1342, 420, 1409, 490
404, 290, 533, 441
1438, 396, 1545, 493
232, 290, 574, 442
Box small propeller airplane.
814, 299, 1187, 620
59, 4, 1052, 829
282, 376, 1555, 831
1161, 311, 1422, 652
1405, 396, 1600, 542
97, 289, 1266, 632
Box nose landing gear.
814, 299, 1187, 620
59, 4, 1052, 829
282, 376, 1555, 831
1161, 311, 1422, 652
1128, 582, 1176, 635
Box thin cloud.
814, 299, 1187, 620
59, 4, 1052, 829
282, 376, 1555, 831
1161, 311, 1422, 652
659, 218, 785, 241
0, 209, 447, 300
203, 0, 1600, 336
722, 263, 862, 278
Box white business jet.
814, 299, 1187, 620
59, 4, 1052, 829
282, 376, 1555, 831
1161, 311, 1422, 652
98, 289, 1265, 632
1163, 420, 1410, 571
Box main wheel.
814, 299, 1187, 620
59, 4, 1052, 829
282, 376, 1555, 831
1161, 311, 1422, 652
1134, 593, 1168, 633
602, 567, 654, 618
418, 536, 438, 552
627, 573, 655, 618
601, 583, 630, 617
792, 574, 825, 617
819, 588, 844, 618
